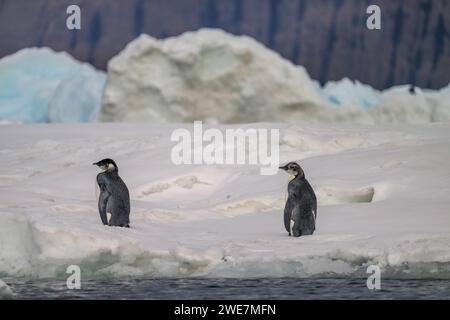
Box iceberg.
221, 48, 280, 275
321, 78, 381, 108
100, 29, 324, 123
0, 30, 448, 125
0, 48, 106, 123
101, 29, 450, 124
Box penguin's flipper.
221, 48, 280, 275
98, 191, 110, 225
283, 201, 293, 234
290, 205, 302, 237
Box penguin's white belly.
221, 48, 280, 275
290, 219, 295, 235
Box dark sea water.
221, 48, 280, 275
4, 278, 450, 300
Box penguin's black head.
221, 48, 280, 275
279, 162, 304, 177
93, 158, 118, 172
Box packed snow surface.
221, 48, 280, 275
101, 29, 450, 124
1, 122, 450, 279
0, 48, 106, 123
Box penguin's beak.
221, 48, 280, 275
92, 162, 98, 166
279, 165, 287, 171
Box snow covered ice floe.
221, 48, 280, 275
0, 279, 14, 299
1, 123, 450, 279
0, 48, 106, 123
101, 28, 450, 124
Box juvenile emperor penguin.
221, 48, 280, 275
93, 158, 130, 227
279, 162, 317, 237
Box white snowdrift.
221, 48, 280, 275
1, 123, 450, 279
101, 29, 450, 124
0, 48, 106, 123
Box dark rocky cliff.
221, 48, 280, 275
0, 0, 448, 89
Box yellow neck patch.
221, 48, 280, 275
288, 175, 295, 182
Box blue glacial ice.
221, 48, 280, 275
0, 47, 106, 123
321, 78, 381, 108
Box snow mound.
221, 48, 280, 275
0, 280, 14, 299
0, 48, 106, 123
101, 29, 450, 124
